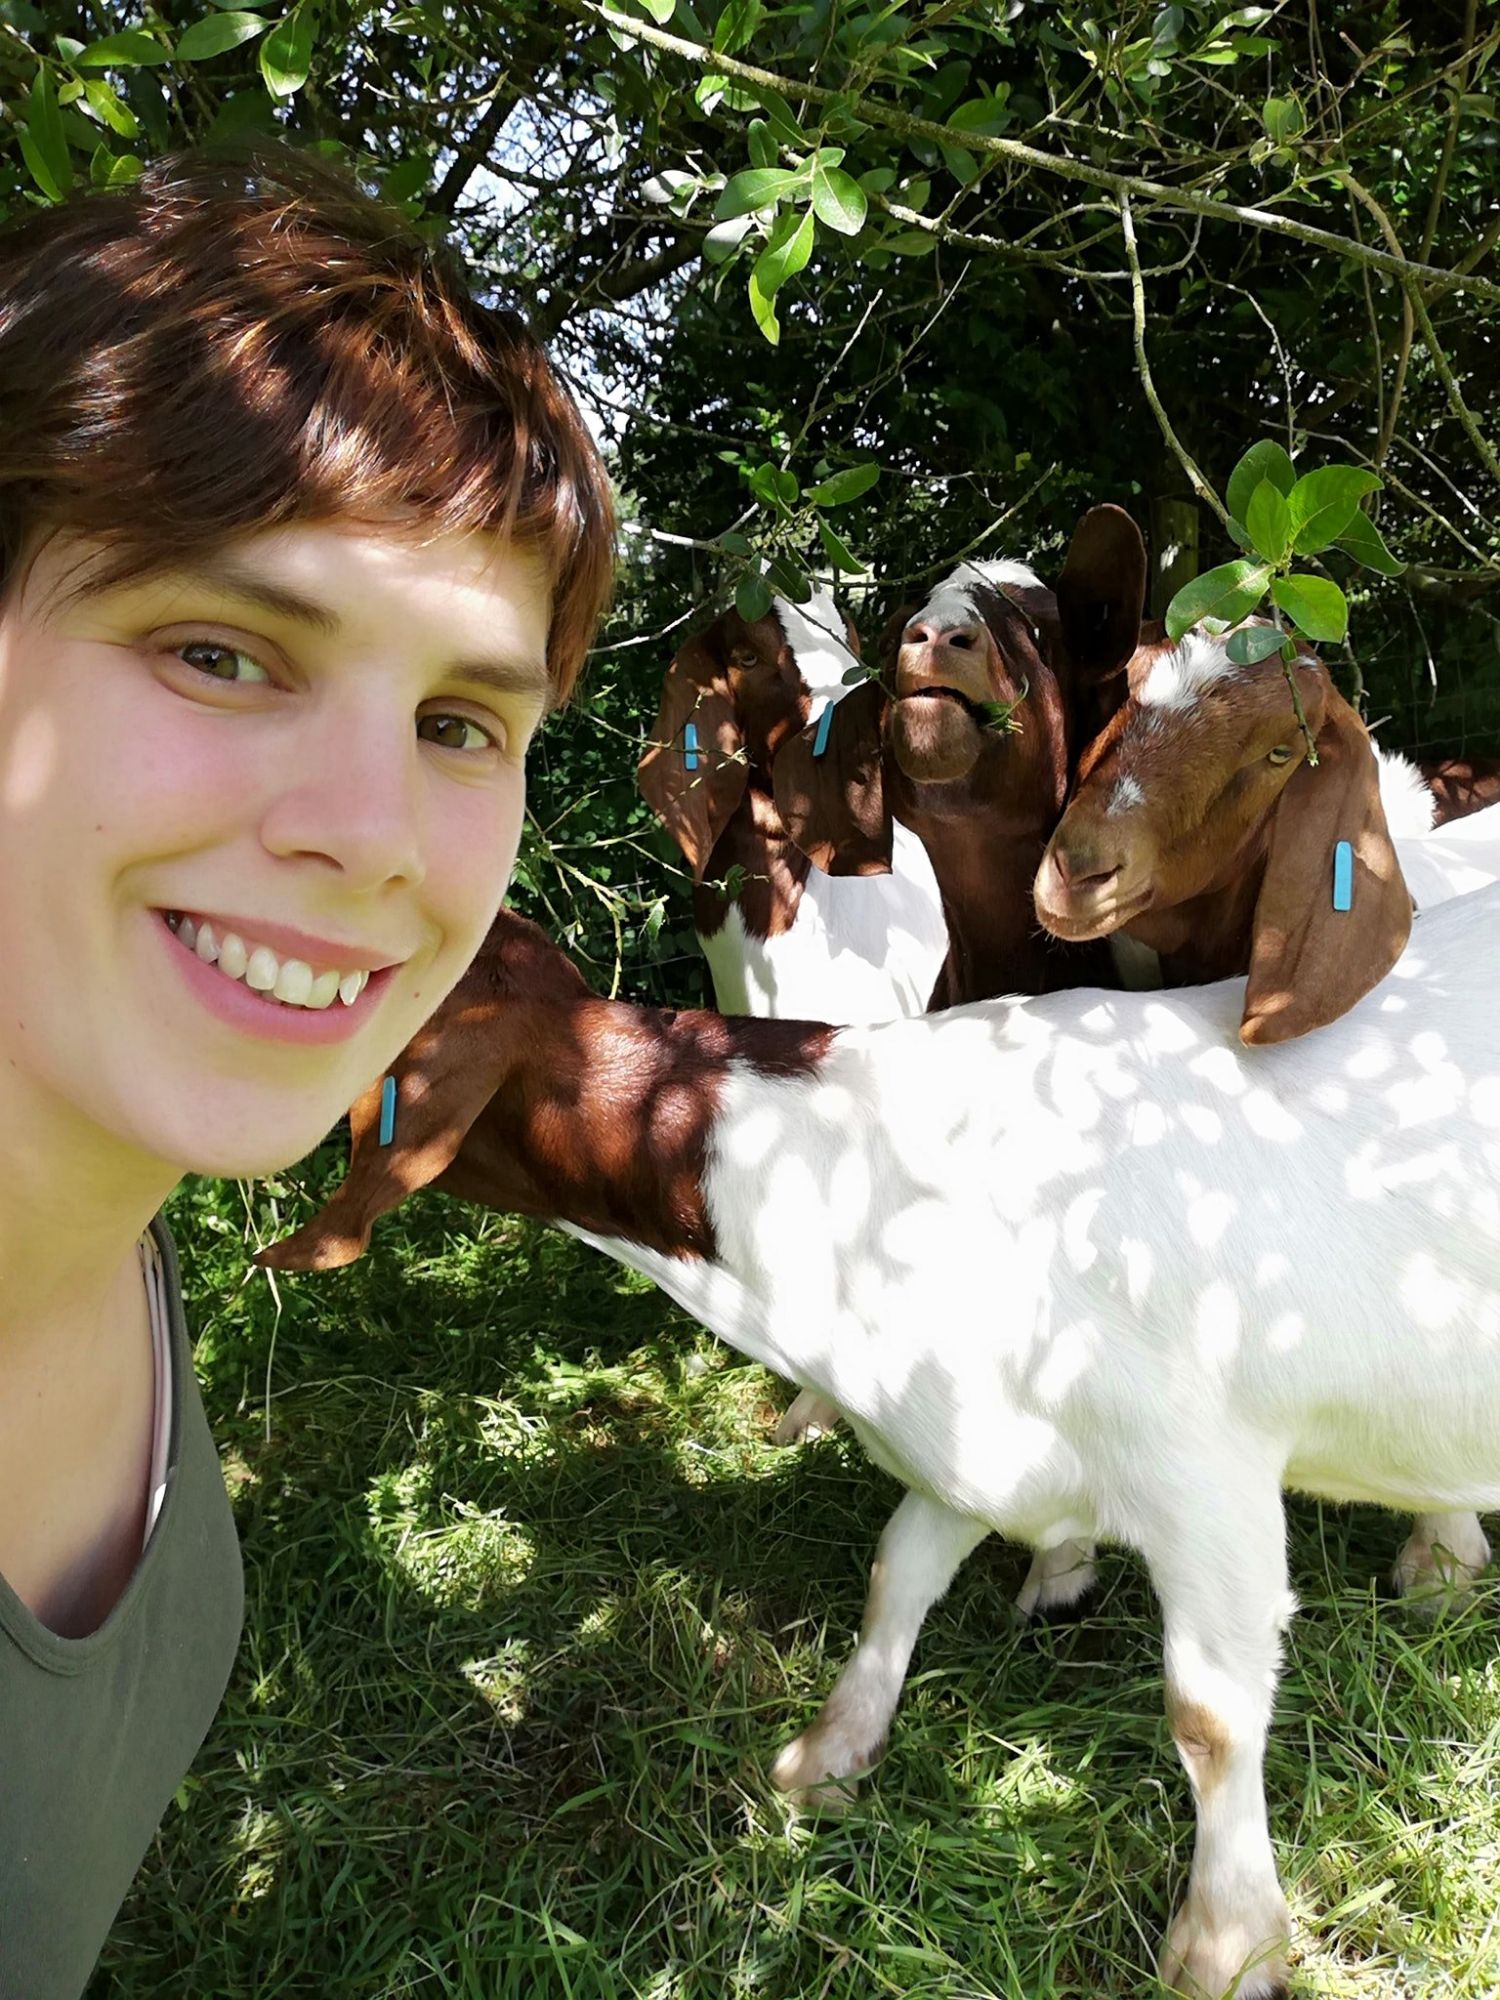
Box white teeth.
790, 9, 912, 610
273, 959, 314, 1005
169, 911, 378, 1010
245, 945, 279, 992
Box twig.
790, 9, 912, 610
1119, 195, 1229, 529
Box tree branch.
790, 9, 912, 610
1120, 195, 1229, 529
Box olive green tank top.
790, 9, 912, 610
0, 1218, 244, 1999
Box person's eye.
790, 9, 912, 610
417, 711, 507, 754
176, 639, 272, 685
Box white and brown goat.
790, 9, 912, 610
264, 882, 1500, 2000
772, 506, 1149, 1007
638, 588, 948, 1023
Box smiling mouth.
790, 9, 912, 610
160, 910, 374, 1011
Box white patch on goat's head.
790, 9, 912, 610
775, 587, 860, 703
1136, 628, 1242, 710
1106, 774, 1145, 815
906, 558, 1045, 637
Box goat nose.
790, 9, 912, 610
1052, 844, 1120, 892
902, 616, 984, 653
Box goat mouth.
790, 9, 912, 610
890, 688, 985, 783
1035, 885, 1151, 941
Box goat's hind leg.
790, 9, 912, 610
770, 1490, 988, 1810
773, 1385, 842, 1446
1146, 1471, 1294, 2000
1392, 1509, 1491, 1611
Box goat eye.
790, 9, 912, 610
1267, 745, 1294, 766
729, 647, 760, 670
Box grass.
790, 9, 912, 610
89, 1153, 1500, 2000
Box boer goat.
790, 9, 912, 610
772, 506, 1149, 1007
1036, 621, 1500, 1598
640, 587, 948, 1441
638, 588, 948, 1022
263, 883, 1500, 2000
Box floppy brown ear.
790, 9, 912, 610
1054, 505, 1147, 747
1241, 687, 1413, 1046
772, 679, 893, 876
637, 633, 748, 879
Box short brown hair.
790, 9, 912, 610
0, 145, 614, 701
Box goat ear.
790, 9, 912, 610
637, 634, 748, 879
773, 678, 893, 876
1054, 505, 1147, 744
1241, 686, 1413, 1046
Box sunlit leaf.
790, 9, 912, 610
1165, 559, 1270, 640
1271, 573, 1348, 643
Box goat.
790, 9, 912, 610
771, 506, 1149, 1008
640, 588, 949, 1442
1036, 622, 1500, 1601
638, 588, 948, 1023
262, 882, 1500, 2000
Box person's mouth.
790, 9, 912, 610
158, 909, 403, 1011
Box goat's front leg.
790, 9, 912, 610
770, 1490, 988, 1809
1147, 1477, 1293, 2000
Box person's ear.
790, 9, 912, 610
1242, 685, 1413, 1045
773, 679, 894, 876
637, 631, 749, 879
1053, 504, 1148, 749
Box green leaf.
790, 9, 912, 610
1244, 478, 1292, 565
381, 154, 432, 206
1164, 558, 1270, 640
632, 0, 676, 20
1224, 624, 1287, 665
747, 263, 779, 345
746, 117, 776, 169
716, 530, 753, 556
1271, 573, 1348, 643
76, 29, 172, 67
806, 462, 881, 507
83, 79, 140, 135
703, 215, 752, 263
767, 554, 812, 603
946, 91, 1011, 136
859, 166, 896, 194
753, 206, 813, 298
1262, 94, 1305, 145
1226, 440, 1295, 525
712, 0, 761, 55
1287, 465, 1382, 554
817, 515, 865, 576
713, 167, 804, 220
177, 11, 267, 58
809, 160, 866, 235
1334, 509, 1405, 578
1152, 6, 1185, 50
753, 87, 807, 148
22, 68, 72, 200
736, 569, 772, 621
259, 7, 315, 99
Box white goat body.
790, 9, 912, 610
556, 879, 1500, 1997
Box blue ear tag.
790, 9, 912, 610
378, 1074, 397, 1146
1332, 840, 1353, 913
812, 703, 835, 759
683, 721, 700, 772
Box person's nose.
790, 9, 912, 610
258, 703, 427, 894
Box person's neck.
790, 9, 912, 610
0, 1069, 178, 1358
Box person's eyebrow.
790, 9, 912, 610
145, 556, 551, 701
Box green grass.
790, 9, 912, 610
90, 1157, 1500, 1999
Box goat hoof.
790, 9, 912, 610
1158, 1895, 1290, 1999
769, 1730, 867, 1811
773, 1389, 842, 1448
1391, 1523, 1490, 1615
1015, 1542, 1098, 1619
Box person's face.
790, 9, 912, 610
0, 520, 551, 1177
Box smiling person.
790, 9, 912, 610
0, 147, 613, 1997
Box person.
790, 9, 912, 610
0, 144, 615, 1998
